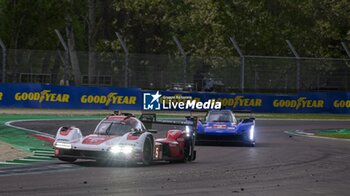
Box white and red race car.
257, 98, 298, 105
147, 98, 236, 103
53, 112, 197, 165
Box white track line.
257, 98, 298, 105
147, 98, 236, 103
284, 130, 350, 142
0, 162, 24, 165
4, 118, 101, 138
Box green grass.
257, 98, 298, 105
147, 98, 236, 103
316, 133, 350, 139
144, 112, 350, 120
319, 129, 350, 134
253, 113, 350, 120
315, 129, 350, 139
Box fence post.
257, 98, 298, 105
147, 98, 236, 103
341, 42, 350, 91
54, 29, 69, 85
341, 42, 350, 58
286, 40, 300, 92
229, 37, 244, 93
0, 39, 6, 83
172, 36, 187, 84
115, 32, 129, 88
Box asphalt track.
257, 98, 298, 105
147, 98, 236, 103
1, 119, 350, 196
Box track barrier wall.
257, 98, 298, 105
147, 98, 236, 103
0, 84, 141, 110
1, 84, 350, 113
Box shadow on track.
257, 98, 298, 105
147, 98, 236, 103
196, 141, 255, 147
60, 159, 197, 168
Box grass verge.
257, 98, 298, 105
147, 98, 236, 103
315, 129, 350, 139
316, 133, 350, 139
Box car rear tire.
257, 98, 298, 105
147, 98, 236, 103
58, 157, 77, 163
184, 138, 195, 162
142, 136, 153, 165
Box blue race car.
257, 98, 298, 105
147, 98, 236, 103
196, 110, 255, 146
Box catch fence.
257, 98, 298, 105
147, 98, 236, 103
1, 49, 349, 93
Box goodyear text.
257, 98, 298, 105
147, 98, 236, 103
333, 100, 350, 108
80, 92, 136, 106
217, 96, 262, 107
15, 90, 70, 103
273, 97, 324, 110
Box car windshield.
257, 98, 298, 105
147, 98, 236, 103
207, 112, 234, 122
94, 119, 143, 136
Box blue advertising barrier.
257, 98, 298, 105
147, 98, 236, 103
143, 90, 350, 114
1, 84, 350, 113
0, 84, 141, 110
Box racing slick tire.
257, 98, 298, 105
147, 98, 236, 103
184, 137, 195, 162
58, 157, 77, 163
142, 136, 153, 165
171, 137, 195, 163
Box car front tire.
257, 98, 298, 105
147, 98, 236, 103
142, 136, 153, 165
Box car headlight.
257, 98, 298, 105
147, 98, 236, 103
249, 126, 255, 141
110, 145, 122, 154
54, 142, 72, 149
110, 145, 133, 154
122, 146, 133, 154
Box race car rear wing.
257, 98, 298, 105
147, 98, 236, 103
113, 111, 135, 117
231, 110, 254, 119
230, 110, 255, 123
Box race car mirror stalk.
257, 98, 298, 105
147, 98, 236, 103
147, 129, 157, 134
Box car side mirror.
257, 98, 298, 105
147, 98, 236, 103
242, 118, 254, 123
147, 129, 158, 134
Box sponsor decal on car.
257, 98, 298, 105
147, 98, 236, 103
213, 125, 227, 129
82, 135, 113, 145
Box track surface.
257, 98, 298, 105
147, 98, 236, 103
1, 119, 350, 195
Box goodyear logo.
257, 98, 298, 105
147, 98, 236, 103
0, 92, 3, 101
333, 100, 350, 108
15, 90, 70, 103
80, 92, 136, 106
217, 96, 262, 107
273, 97, 324, 110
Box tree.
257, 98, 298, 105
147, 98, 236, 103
88, 0, 97, 85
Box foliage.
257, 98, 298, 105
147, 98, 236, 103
0, 0, 349, 58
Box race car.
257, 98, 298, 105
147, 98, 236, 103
53, 112, 196, 165
196, 110, 255, 146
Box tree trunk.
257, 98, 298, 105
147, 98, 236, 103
66, 19, 81, 85
88, 0, 97, 85
51, 49, 61, 85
